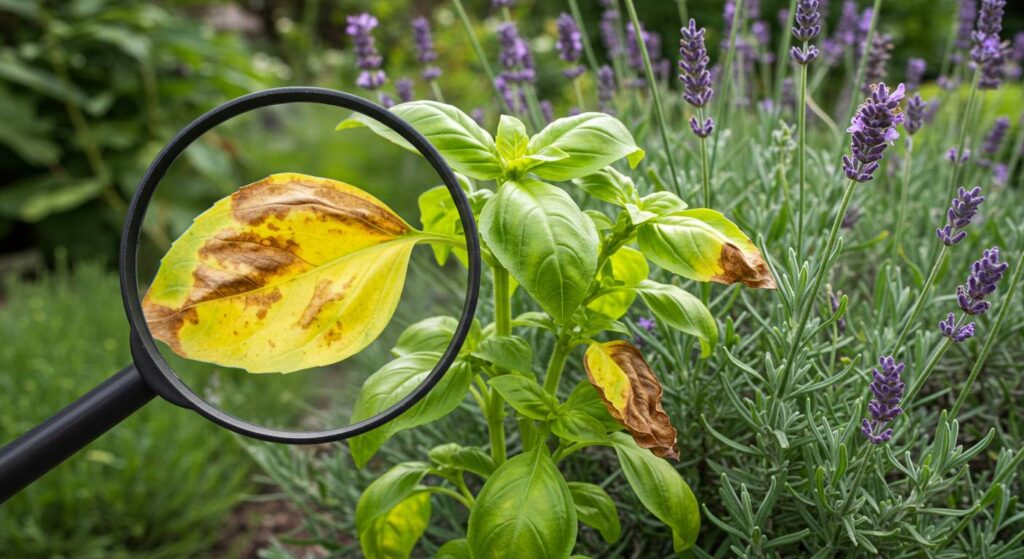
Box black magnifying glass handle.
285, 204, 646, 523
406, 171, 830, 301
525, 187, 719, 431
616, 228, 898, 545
0, 365, 155, 504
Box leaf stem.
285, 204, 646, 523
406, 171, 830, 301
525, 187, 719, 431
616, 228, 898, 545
622, 0, 681, 195
488, 267, 512, 465
949, 249, 1024, 417
542, 336, 572, 395
778, 178, 859, 396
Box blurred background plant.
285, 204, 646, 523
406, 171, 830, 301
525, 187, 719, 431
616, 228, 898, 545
2, 0, 1024, 557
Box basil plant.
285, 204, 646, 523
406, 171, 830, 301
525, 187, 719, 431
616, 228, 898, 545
337, 102, 774, 558
143, 101, 774, 558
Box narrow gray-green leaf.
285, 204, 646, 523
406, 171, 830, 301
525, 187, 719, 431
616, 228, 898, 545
481, 179, 599, 323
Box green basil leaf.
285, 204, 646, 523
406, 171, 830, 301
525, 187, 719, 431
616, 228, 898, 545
337, 101, 502, 180
481, 179, 599, 323
552, 410, 609, 444
428, 443, 496, 479
639, 191, 688, 216
584, 210, 615, 231
356, 462, 432, 559
472, 335, 533, 373
419, 185, 468, 266
610, 433, 701, 551
637, 280, 718, 358
568, 482, 622, 544
488, 374, 559, 420
565, 382, 622, 432
436, 539, 471, 559
526, 113, 645, 181
467, 448, 577, 559
511, 311, 557, 331
571, 166, 638, 206
349, 355, 473, 468
392, 316, 459, 357
637, 209, 775, 289
588, 246, 649, 320
496, 114, 530, 161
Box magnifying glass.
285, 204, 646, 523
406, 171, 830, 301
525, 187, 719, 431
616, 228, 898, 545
0, 87, 481, 503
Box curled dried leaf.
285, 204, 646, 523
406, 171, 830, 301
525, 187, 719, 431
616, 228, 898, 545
142, 173, 420, 374
582, 341, 679, 459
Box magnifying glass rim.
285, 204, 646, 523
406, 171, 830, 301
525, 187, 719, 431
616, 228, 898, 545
119, 86, 481, 444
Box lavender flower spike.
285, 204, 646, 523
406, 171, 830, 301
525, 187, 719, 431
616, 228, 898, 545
905, 94, 926, 136
906, 58, 926, 91
939, 312, 975, 342
679, 19, 713, 108
980, 117, 1010, 163
412, 17, 441, 81
396, 78, 414, 103
556, 13, 585, 80
790, 0, 821, 65
843, 82, 906, 183
953, 0, 977, 62
346, 13, 386, 91
957, 247, 1009, 315
861, 356, 905, 445
597, 65, 616, 113
936, 186, 985, 246
497, 22, 535, 84
971, 0, 1009, 89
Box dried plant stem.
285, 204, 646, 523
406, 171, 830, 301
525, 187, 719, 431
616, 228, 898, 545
623, 0, 681, 195
949, 249, 1024, 417
778, 179, 859, 396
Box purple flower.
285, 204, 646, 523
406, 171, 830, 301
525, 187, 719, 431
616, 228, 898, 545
690, 116, 715, 138
412, 17, 441, 82
971, 0, 1009, 89
980, 117, 1010, 161
957, 247, 1009, 315
396, 78, 414, 103
905, 94, 926, 136
556, 13, 585, 80
379, 93, 395, 108
597, 65, 616, 113
864, 33, 893, 91
861, 356, 905, 444
493, 0, 515, 7
637, 317, 657, 332
752, 20, 771, 47
471, 107, 485, 126
954, 0, 977, 58
835, 1, 859, 46
947, 147, 971, 165
841, 204, 861, 229
791, 45, 820, 65
347, 13, 387, 91
906, 58, 926, 91
993, 163, 1009, 186
778, 8, 790, 30
540, 100, 554, 123
1014, 31, 1024, 61
599, 9, 621, 57
498, 22, 535, 84
924, 98, 941, 123
939, 312, 976, 342
678, 19, 713, 109
936, 186, 985, 246
625, 22, 660, 87
792, 0, 822, 43
843, 82, 906, 182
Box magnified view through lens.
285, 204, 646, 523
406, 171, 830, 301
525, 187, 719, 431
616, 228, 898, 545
136, 101, 470, 435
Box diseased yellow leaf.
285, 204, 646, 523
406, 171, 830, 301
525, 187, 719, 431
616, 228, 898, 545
143, 172, 422, 374
361, 492, 432, 559
583, 341, 679, 459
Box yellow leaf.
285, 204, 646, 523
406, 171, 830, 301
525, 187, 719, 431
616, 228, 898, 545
587, 246, 649, 319
143, 173, 421, 374
361, 492, 432, 559
583, 341, 679, 460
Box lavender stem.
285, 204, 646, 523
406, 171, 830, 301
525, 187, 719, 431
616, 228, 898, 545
892, 139, 914, 259
451, 0, 510, 114
797, 56, 809, 261
567, 0, 600, 75
949, 68, 983, 195
890, 245, 951, 353
623, 0, 682, 195
949, 249, 1024, 417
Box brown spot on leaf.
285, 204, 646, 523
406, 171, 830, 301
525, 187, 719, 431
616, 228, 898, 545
584, 341, 680, 460
141, 299, 198, 356
230, 175, 410, 238
712, 243, 776, 289
297, 279, 349, 329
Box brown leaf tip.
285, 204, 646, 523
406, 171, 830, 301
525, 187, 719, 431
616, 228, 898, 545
714, 242, 777, 289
